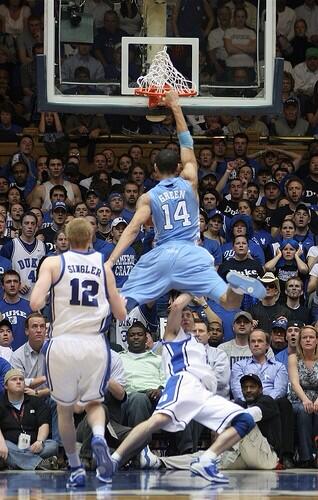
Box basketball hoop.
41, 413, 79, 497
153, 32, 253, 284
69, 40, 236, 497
135, 46, 197, 108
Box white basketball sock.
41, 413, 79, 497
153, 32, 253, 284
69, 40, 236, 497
92, 425, 105, 438
200, 450, 218, 463
67, 452, 81, 468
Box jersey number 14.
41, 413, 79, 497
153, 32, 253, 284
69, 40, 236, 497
162, 201, 191, 229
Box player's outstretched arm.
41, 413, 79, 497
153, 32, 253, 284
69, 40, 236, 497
165, 292, 193, 341
104, 264, 127, 321
164, 90, 198, 189
30, 257, 58, 311
107, 194, 151, 266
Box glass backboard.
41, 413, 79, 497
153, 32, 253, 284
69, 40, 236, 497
39, 0, 282, 116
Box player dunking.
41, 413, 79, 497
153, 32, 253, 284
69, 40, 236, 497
110, 292, 261, 482
30, 218, 126, 488
107, 91, 266, 311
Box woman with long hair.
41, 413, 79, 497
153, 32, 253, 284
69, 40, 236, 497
288, 325, 318, 467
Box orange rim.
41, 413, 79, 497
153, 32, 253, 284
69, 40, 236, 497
135, 85, 197, 98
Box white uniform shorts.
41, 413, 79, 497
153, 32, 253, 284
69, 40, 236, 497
45, 334, 110, 406
154, 372, 245, 432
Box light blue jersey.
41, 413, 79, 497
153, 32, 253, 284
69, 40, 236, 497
149, 177, 199, 246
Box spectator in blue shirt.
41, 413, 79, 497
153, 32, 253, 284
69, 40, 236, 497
0, 356, 11, 395
231, 329, 288, 400
199, 209, 222, 267
222, 213, 265, 266
102, 218, 136, 289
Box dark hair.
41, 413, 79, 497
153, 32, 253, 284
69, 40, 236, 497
120, 0, 138, 17
194, 317, 208, 328
2, 269, 20, 284
294, 17, 307, 31
4, 0, 25, 6
21, 211, 37, 225
30, 207, 44, 219
7, 186, 22, 200
234, 132, 249, 144
48, 155, 64, 165
283, 70, 295, 91
155, 149, 179, 175
18, 134, 34, 146
123, 179, 139, 190
127, 321, 147, 335
0, 102, 14, 115
247, 181, 260, 192
201, 188, 220, 203
312, 80, 318, 109
74, 66, 90, 79
200, 208, 208, 224
12, 161, 28, 173
49, 184, 67, 199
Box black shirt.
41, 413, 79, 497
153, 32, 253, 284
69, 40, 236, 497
285, 304, 310, 324
270, 203, 318, 235
0, 393, 50, 445
236, 394, 282, 455
218, 199, 239, 218
304, 176, 318, 205
250, 302, 291, 333
218, 257, 264, 281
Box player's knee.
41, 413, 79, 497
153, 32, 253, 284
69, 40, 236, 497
231, 412, 255, 438
148, 412, 169, 432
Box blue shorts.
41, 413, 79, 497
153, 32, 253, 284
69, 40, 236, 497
121, 241, 227, 308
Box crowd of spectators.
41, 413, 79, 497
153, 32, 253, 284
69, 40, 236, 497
0, 0, 316, 475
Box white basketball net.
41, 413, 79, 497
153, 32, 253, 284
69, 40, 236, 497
136, 46, 196, 95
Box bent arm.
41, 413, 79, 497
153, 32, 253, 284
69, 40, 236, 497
108, 194, 151, 265
30, 258, 57, 310
105, 264, 127, 321
307, 275, 318, 294
165, 292, 193, 341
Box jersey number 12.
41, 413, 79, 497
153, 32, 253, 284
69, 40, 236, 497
162, 200, 191, 229
69, 278, 99, 307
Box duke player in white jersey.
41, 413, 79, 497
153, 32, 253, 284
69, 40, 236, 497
30, 218, 126, 488
107, 91, 265, 312
109, 292, 261, 482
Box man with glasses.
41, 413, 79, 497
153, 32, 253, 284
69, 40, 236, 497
250, 272, 291, 333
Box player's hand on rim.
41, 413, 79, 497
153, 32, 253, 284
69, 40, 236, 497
161, 90, 179, 108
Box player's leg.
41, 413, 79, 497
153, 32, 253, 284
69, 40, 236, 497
190, 396, 255, 482
121, 246, 177, 312
112, 412, 171, 471
84, 401, 113, 483
208, 271, 266, 308
57, 403, 86, 488
173, 246, 266, 308
77, 337, 113, 483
